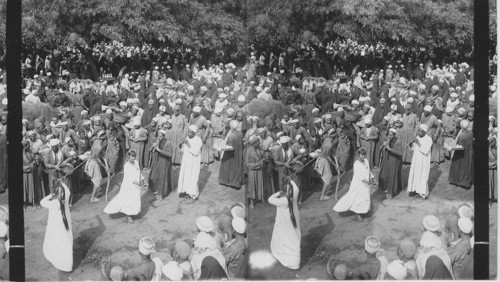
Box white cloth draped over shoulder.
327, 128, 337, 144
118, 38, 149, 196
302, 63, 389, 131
269, 180, 301, 269
407, 134, 433, 196
104, 160, 142, 216
333, 159, 373, 214
177, 135, 203, 199
41, 182, 73, 272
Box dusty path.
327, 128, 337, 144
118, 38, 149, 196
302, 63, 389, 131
247, 160, 496, 279
4, 161, 244, 281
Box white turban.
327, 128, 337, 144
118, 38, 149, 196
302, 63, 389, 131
162, 262, 183, 281
106, 109, 113, 114
364, 236, 381, 254
386, 260, 407, 280
237, 95, 246, 102
460, 120, 470, 129
419, 231, 442, 249
188, 125, 198, 133
419, 124, 429, 132
278, 136, 291, 144
458, 217, 473, 234
138, 237, 155, 255
468, 95, 475, 102
192, 106, 201, 113
194, 232, 216, 250
0, 222, 7, 238
232, 218, 246, 234
424, 105, 432, 112
1, 99, 6, 105
49, 139, 60, 147
389, 128, 397, 134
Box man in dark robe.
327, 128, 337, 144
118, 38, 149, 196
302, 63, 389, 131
372, 97, 390, 126
219, 120, 244, 189
449, 120, 473, 189
141, 99, 158, 127
378, 128, 402, 199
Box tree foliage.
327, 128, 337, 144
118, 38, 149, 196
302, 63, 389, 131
10, 0, 246, 53
0, 0, 492, 56
248, 0, 484, 53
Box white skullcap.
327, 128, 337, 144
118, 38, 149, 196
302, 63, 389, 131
119, 101, 127, 106
424, 105, 432, 112
218, 93, 227, 99
0, 222, 7, 237
232, 218, 246, 234
106, 109, 113, 114
445, 107, 454, 113
290, 119, 299, 124
389, 128, 397, 134
49, 139, 60, 147
138, 237, 155, 255
196, 216, 214, 232
159, 105, 167, 112
158, 130, 166, 136
148, 99, 154, 105
468, 95, 475, 102
364, 117, 372, 124
458, 217, 473, 234
200, 86, 208, 92
214, 107, 223, 114
188, 125, 198, 133
422, 215, 440, 231
162, 262, 183, 281
295, 134, 303, 141
337, 107, 344, 112
237, 95, 246, 102
386, 260, 407, 280
175, 98, 182, 105
351, 100, 359, 105
1, 99, 6, 105
192, 106, 201, 113
64, 137, 72, 144
407, 97, 414, 103
159, 99, 165, 103
187, 85, 194, 91
380, 98, 386, 103
431, 85, 439, 91
312, 108, 320, 113
450, 92, 459, 98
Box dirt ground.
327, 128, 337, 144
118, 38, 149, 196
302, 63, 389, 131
1, 161, 244, 281
247, 160, 497, 280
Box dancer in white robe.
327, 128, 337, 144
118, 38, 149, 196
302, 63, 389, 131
177, 125, 203, 204
333, 147, 375, 221
407, 124, 433, 199
104, 150, 142, 223
41, 181, 73, 278
269, 179, 301, 269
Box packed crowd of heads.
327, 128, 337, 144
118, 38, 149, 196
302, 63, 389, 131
327, 202, 474, 280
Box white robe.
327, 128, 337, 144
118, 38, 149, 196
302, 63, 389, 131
104, 160, 142, 216
407, 135, 433, 196
41, 183, 73, 272
333, 159, 373, 214
269, 181, 301, 269
177, 135, 203, 198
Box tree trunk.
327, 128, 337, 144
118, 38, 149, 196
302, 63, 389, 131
76, 46, 100, 82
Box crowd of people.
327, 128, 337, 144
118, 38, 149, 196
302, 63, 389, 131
326, 203, 475, 279
11, 37, 496, 280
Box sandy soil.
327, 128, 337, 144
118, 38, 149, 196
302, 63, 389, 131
3, 161, 244, 281
247, 160, 497, 280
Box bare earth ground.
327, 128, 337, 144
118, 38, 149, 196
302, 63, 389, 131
0, 161, 244, 281
247, 160, 497, 280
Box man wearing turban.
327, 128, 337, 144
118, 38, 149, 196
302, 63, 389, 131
407, 124, 433, 200
448, 120, 474, 188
